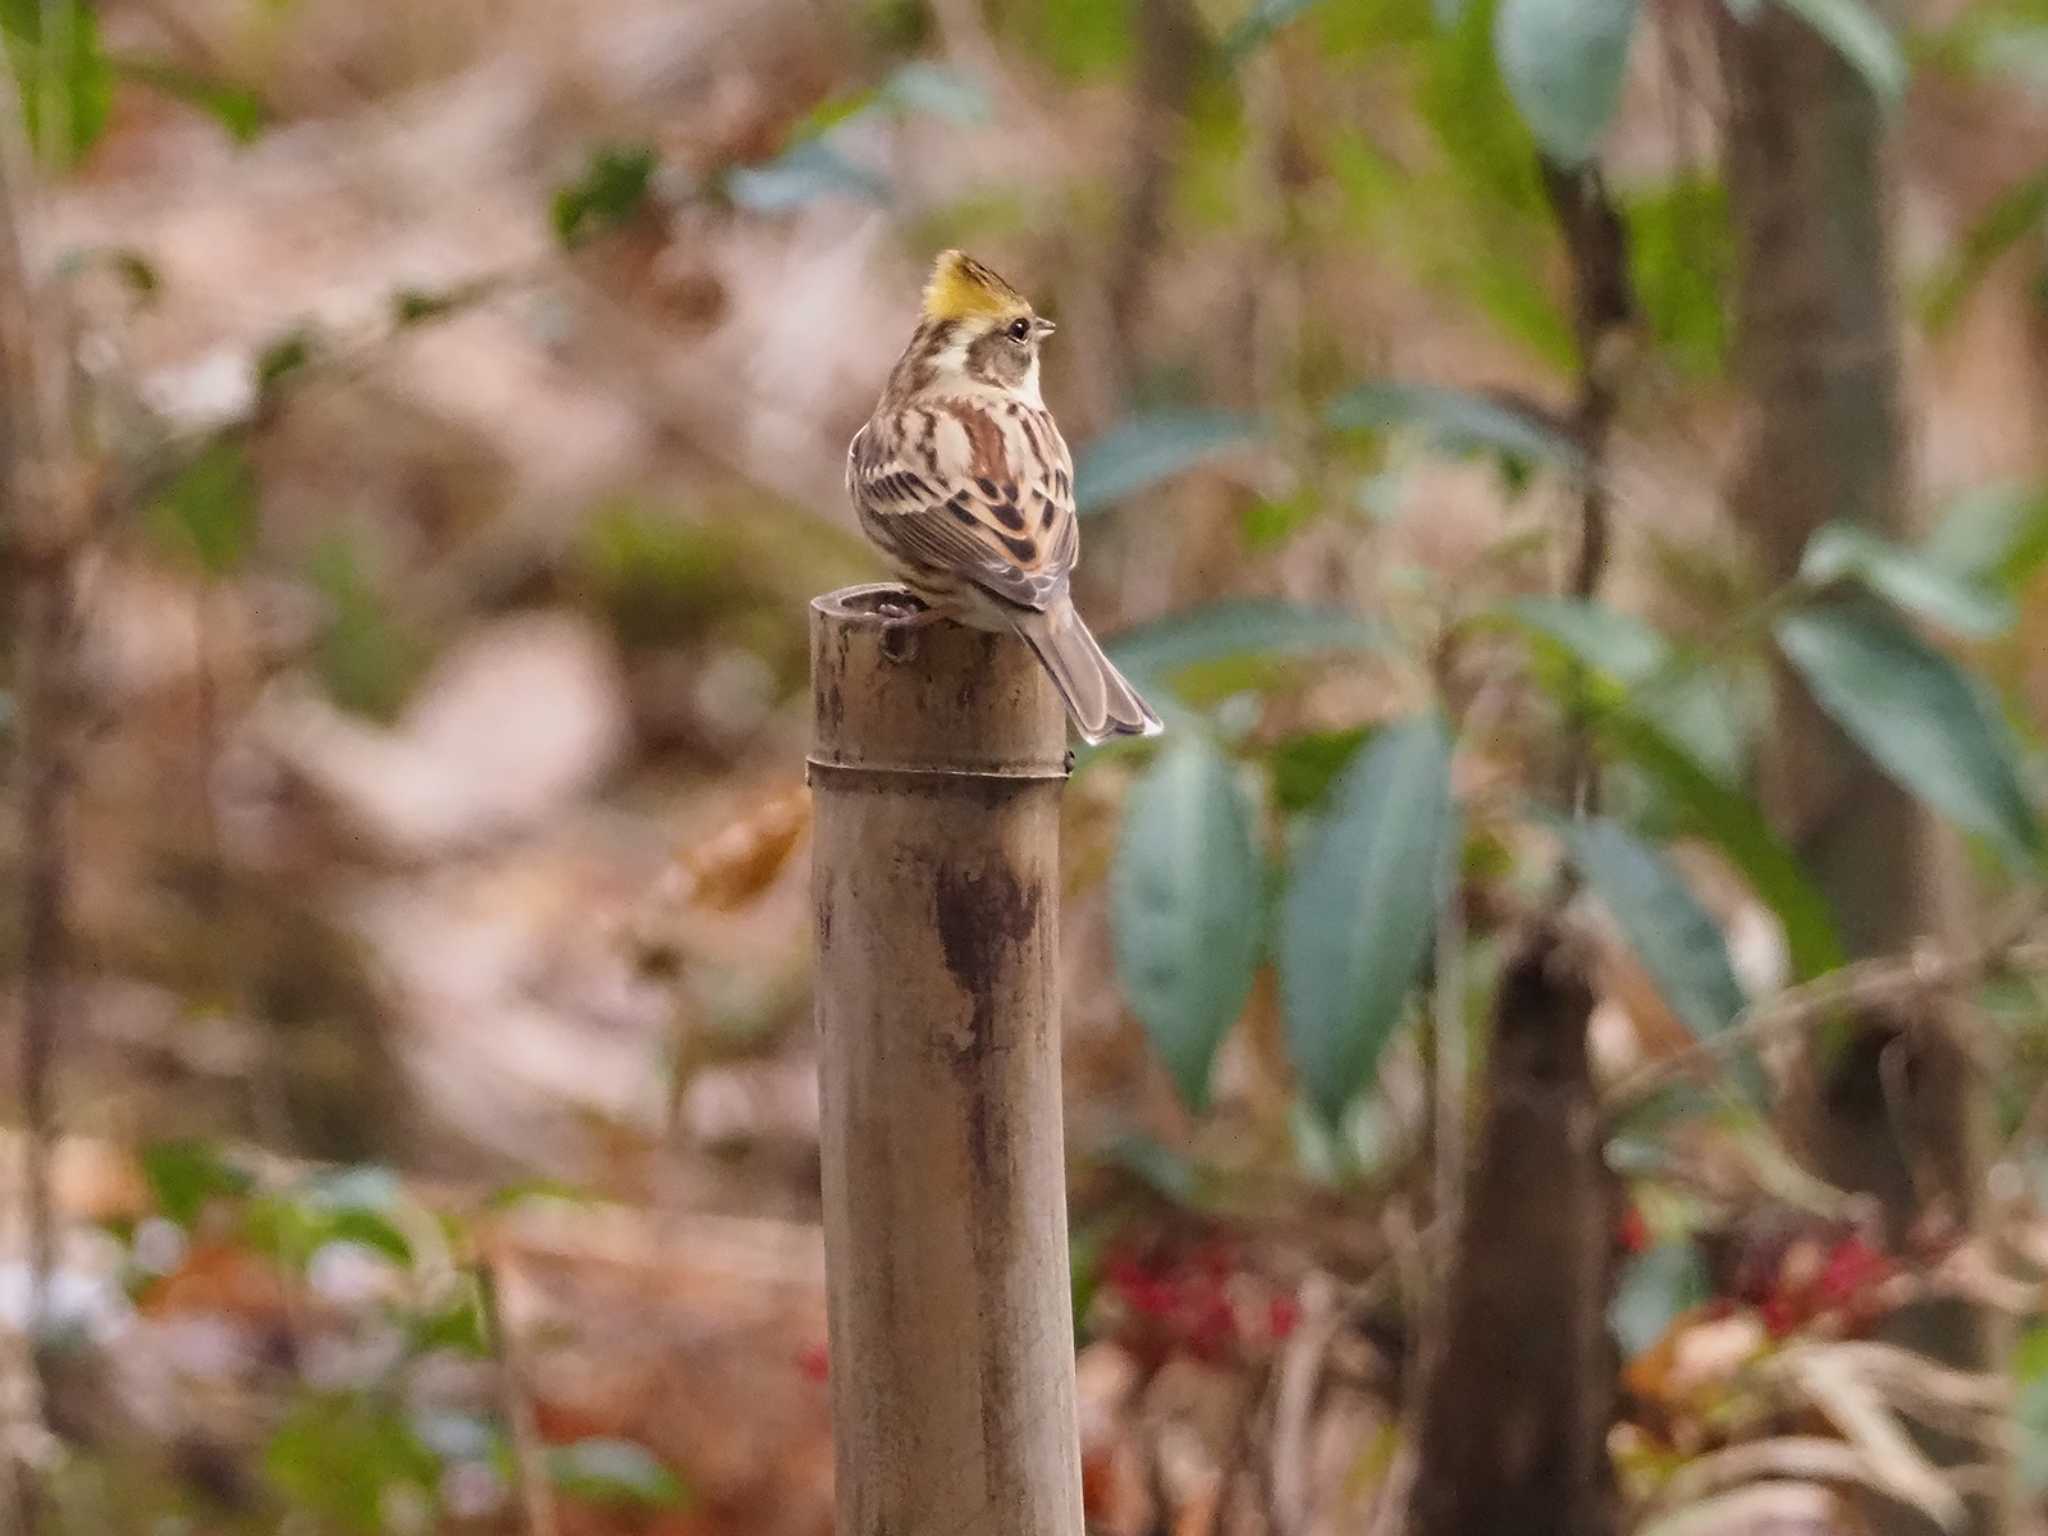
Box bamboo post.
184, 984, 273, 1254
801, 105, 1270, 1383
808, 583, 1083, 1536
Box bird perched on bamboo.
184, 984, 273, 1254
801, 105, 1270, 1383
847, 250, 1163, 744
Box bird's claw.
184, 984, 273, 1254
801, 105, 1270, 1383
876, 598, 940, 663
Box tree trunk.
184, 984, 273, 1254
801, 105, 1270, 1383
1716, 9, 2005, 1531
1412, 923, 1618, 1536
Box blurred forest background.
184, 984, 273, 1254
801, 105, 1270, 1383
2, 0, 2048, 1532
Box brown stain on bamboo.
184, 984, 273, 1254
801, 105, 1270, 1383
934, 864, 1041, 1053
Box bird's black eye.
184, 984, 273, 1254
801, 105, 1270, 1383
1007, 317, 1032, 341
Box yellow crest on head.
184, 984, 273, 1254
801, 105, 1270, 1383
921, 249, 1027, 323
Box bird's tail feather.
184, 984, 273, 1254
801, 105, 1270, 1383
1011, 604, 1163, 745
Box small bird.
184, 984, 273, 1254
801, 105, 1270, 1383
847, 250, 1163, 744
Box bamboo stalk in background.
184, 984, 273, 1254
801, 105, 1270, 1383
809, 583, 1083, 1536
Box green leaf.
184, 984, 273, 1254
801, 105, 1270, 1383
266, 1395, 438, 1533
115, 57, 267, 142
1610, 1239, 1711, 1357
140, 1140, 254, 1228
551, 143, 658, 248
1922, 482, 2048, 590
1270, 726, 1374, 813
1801, 522, 2014, 638
1493, 0, 1642, 165
147, 439, 259, 577
1495, 596, 1748, 780
1771, 0, 1907, 102
1597, 711, 1844, 981
1280, 714, 1457, 1123
876, 61, 989, 121
549, 1439, 689, 1509
1072, 409, 1262, 514
1, 0, 111, 166
1623, 176, 1732, 377
1776, 598, 2043, 864
307, 537, 429, 723
1224, 0, 1330, 60
725, 139, 888, 212
1325, 381, 1583, 472
411, 1280, 488, 1356
256, 328, 317, 392
1923, 167, 2048, 330
1561, 818, 1757, 1093
1112, 737, 1262, 1111
1106, 599, 1386, 700
1014, 0, 1135, 79
1501, 594, 1667, 678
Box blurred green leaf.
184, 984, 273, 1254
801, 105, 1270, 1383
1922, 482, 2048, 590
1106, 599, 1386, 701
1241, 493, 1318, 549
1776, 598, 2043, 865
1561, 817, 1759, 1097
256, 328, 317, 392
1098, 1130, 1204, 1206
116, 56, 267, 142
1624, 177, 1732, 377
1922, 166, 2048, 330
1270, 725, 1375, 813
1493, 0, 1641, 165
1500, 593, 1666, 677
1496, 596, 1748, 780
877, 60, 988, 121
552, 143, 658, 248
1421, 0, 1549, 215
412, 1281, 488, 1356
1014, 0, 1134, 79
1112, 737, 1262, 1112
1281, 714, 1456, 1124
726, 139, 888, 212
268, 1396, 437, 1531
1224, 0, 1330, 59
1772, 0, 1907, 101
1801, 522, 2014, 637
0, 0, 111, 166
307, 537, 428, 722
57, 243, 162, 303
1325, 381, 1583, 473
391, 278, 496, 328
2021, 1321, 2048, 1492
300, 1168, 414, 1265
1597, 711, 1844, 982
147, 439, 258, 577
1610, 1238, 1711, 1357
1073, 409, 1262, 513
549, 1439, 689, 1509
140, 1140, 253, 1228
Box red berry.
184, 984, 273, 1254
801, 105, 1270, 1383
1268, 1294, 1301, 1341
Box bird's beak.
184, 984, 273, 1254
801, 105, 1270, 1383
1032, 317, 1057, 340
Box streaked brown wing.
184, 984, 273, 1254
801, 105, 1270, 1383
850, 398, 1078, 614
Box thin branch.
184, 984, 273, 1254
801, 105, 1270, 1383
1540, 160, 1636, 822
1604, 901, 2048, 1119
477, 1247, 559, 1536
0, 54, 80, 1536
